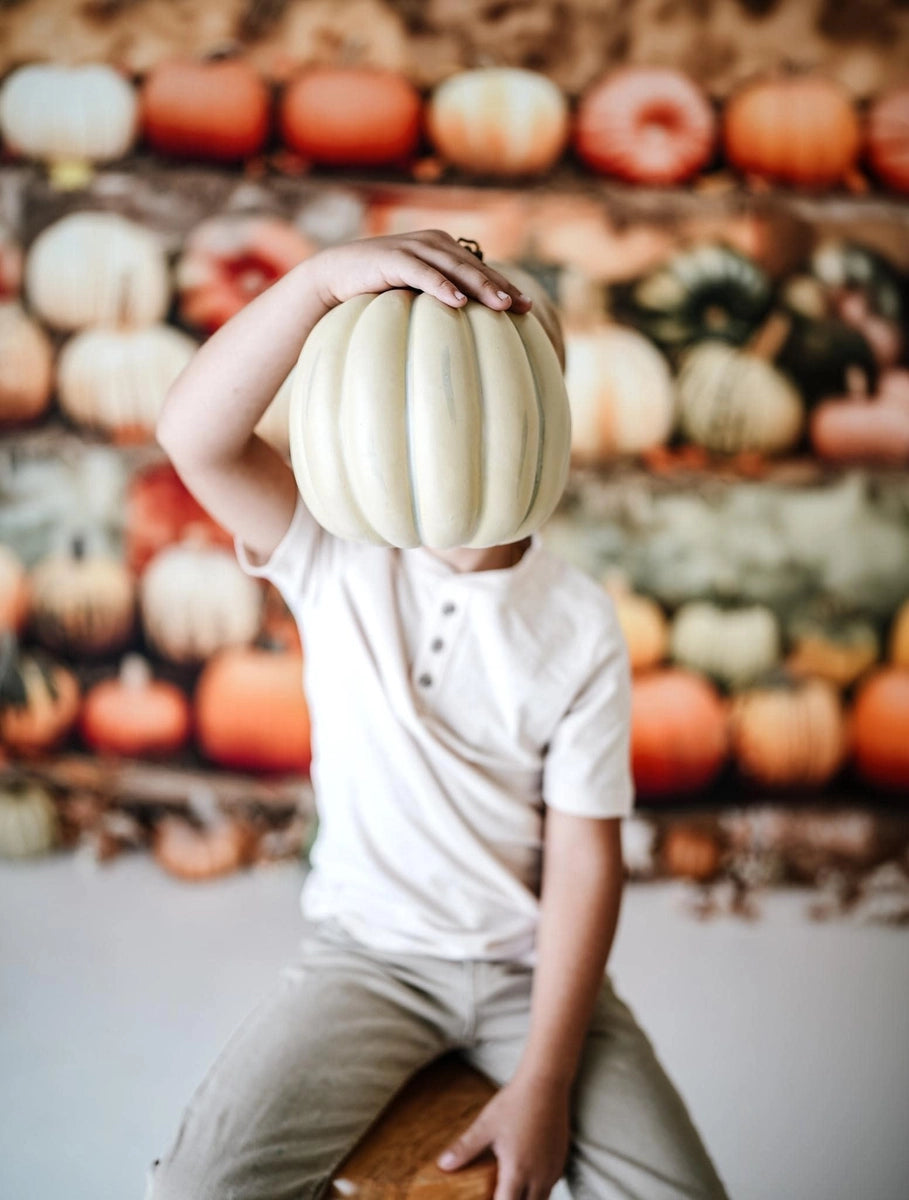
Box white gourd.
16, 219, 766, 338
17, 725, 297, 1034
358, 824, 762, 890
25, 212, 170, 331
57, 324, 196, 438
670, 601, 781, 689
140, 545, 262, 663
0, 63, 138, 164
289, 290, 571, 549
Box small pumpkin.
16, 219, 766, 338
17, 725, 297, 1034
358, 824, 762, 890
176, 215, 315, 334
140, 56, 270, 162
631, 668, 729, 798
575, 67, 716, 186
730, 674, 849, 788
153, 814, 251, 881
140, 543, 262, 663
80, 656, 191, 758
0, 641, 80, 754
785, 601, 879, 689
0, 63, 138, 167
565, 320, 676, 462
57, 324, 196, 443
776, 311, 878, 404
616, 244, 772, 354
426, 68, 569, 177
670, 601, 781, 690
865, 86, 909, 194
0, 301, 54, 425
125, 462, 233, 576
0, 776, 59, 858
811, 241, 904, 368
195, 643, 311, 773
0, 546, 29, 634
810, 369, 909, 466
25, 212, 170, 332
890, 599, 909, 668
603, 576, 668, 674
723, 73, 861, 189
29, 538, 135, 657
661, 825, 722, 882
280, 66, 421, 166
850, 667, 909, 791
289, 287, 570, 549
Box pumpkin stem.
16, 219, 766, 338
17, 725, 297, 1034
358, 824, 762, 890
119, 654, 152, 691
746, 310, 792, 361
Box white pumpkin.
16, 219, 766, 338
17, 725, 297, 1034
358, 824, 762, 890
677, 340, 804, 455
0, 63, 138, 165
140, 544, 262, 663
565, 322, 676, 462
289, 289, 571, 550
29, 541, 135, 656
57, 324, 196, 440
670, 601, 781, 689
255, 370, 294, 457
25, 212, 170, 331
426, 68, 569, 177
0, 301, 54, 423
0, 778, 59, 859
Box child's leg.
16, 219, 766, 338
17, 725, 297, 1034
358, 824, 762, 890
464, 966, 729, 1200
147, 924, 450, 1200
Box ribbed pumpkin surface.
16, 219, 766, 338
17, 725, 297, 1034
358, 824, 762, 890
289, 290, 571, 549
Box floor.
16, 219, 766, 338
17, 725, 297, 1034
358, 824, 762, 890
1, 852, 907, 1200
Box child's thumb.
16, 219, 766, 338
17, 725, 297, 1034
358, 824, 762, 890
436, 1118, 490, 1171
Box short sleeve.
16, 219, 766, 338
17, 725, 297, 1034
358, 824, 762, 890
234, 494, 334, 615
542, 630, 635, 819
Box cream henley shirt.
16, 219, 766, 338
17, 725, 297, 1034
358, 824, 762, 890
236, 497, 634, 964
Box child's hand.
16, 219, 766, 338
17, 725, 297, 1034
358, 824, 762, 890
311, 229, 534, 315
436, 1072, 571, 1199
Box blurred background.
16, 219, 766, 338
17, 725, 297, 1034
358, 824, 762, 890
0, 2, 907, 1198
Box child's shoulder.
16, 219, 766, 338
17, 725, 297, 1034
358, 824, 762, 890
522, 544, 623, 645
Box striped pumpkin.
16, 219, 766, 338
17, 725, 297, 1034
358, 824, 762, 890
289, 290, 570, 549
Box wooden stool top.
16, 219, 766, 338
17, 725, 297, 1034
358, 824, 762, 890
330, 1054, 498, 1199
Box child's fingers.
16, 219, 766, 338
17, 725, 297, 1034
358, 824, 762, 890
436, 1114, 492, 1170
396, 232, 533, 311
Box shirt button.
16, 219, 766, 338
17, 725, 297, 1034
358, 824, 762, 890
418, 673, 433, 687
430, 638, 444, 652
441, 602, 456, 615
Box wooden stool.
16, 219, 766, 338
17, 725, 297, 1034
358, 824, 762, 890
330, 1054, 498, 1198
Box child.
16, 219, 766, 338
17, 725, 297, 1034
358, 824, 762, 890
149, 230, 728, 1200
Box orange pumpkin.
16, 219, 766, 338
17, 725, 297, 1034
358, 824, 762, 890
661, 825, 722, 882
176, 215, 315, 334
575, 67, 716, 186
0, 302, 54, 425
890, 599, 909, 667
631, 669, 729, 798
0, 546, 29, 633
0, 648, 80, 755
280, 67, 421, 166
865, 86, 909, 194
851, 667, 909, 791
195, 644, 311, 773
603, 576, 668, 673
810, 369, 909, 465
140, 57, 271, 162
125, 462, 232, 576
153, 814, 251, 881
0, 223, 22, 299
80, 656, 191, 758
730, 676, 848, 788
724, 74, 861, 189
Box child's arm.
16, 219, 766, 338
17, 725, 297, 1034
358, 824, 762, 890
156, 231, 532, 560
438, 812, 623, 1197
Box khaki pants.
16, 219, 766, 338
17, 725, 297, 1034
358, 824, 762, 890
148, 920, 728, 1200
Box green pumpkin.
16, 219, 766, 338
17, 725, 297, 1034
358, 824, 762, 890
616, 244, 772, 355
778, 312, 879, 404
811, 241, 904, 324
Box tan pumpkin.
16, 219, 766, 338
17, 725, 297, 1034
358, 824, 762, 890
786, 605, 879, 689
0, 63, 138, 167
29, 540, 134, 657
153, 814, 251, 882
603, 576, 668, 673
0, 546, 29, 634
0, 776, 59, 858
0, 222, 23, 299
810, 369, 909, 466
80, 656, 191, 758
890, 599, 909, 667
25, 212, 170, 331
0, 647, 80, 754
565, 321, 676, 463
661, 825, 722, 882
426, 68, 569, 177
289, 288, 570, 549
0, 302, 54, 424
670, 601, 781, 690
57, 324, 196, 442
730, 675, 848, 787
140, 544, 262, 663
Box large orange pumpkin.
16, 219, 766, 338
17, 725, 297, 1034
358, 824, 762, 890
890, 600, 909, 668
126, 462, 233, 576
851, 667, 909, 791
195, 644, 311, 773
724, 74, 861, 189
631, 669, 729, 798
575, 67, 716, 186
140, 57, 271, 162
80, 656, 191, 758
280, 67, 421, 166
865, 86, 909, 194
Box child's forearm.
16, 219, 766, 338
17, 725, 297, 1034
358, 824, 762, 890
517, 813, 624, 1093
